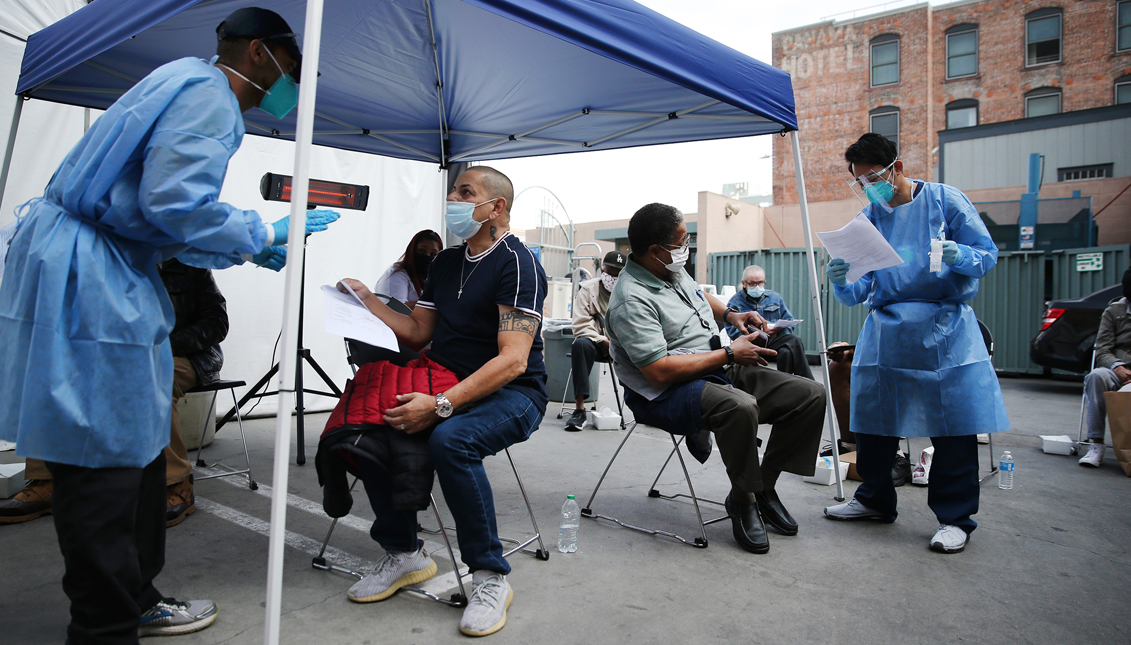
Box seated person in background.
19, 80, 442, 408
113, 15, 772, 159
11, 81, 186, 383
564, 250, 627, 431
1078, 266, 1131, 468
373, 229, 443, 308
606, 203, 826, 555
0, 258, 229, 528
725, 265, 813, 379
336, 166, 547, 637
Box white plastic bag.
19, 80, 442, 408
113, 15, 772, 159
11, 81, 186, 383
911, 446, 934, 486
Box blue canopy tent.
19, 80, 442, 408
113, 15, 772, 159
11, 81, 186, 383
5, 0, 840, 640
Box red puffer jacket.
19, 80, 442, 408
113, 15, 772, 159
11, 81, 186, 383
316, 353, 460, 515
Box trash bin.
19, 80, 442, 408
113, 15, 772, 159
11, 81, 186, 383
543, 319, 600, 403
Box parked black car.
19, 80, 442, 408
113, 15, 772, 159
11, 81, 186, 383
1030, 284, 1123, 373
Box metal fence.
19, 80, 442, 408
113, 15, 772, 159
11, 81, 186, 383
1048, 244, 1131, 301
966, 251, 1046, 374
707, 244, 1100, 375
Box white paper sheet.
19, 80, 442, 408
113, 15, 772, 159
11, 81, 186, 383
817, 213, 904, 283
767, 318, 802, 331
321, 285, 399, 351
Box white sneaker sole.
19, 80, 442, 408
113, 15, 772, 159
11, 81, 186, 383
459, 585, 513, 637
138, 609, 218, 637
348, 560, 437, 603
930, 534, 969, 554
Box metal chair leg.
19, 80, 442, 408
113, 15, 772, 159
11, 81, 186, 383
606, 363, 627, 430
581, 423, 725, 548
193, 391, 218, 469
557, 367, 574, 419
193, 387, 255, 489
312, 486, 469, 608
979, 432, 1000, 484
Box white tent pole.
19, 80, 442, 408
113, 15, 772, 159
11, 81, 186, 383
264, 0, 325, 642
0, 95, 25, 210
790, 130, 845, 501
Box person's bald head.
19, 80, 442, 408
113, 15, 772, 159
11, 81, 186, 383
467, 166, 514, 215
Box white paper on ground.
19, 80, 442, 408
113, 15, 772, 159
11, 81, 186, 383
817, 213, 904, 283
0, 440, 15, 452
321, 285, 399, 351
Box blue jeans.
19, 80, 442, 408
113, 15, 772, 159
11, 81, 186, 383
358, 387, 542, 574
854, 433, 980, 533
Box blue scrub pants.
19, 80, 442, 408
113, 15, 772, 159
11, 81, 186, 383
358, 387, 542, 574
854, 433, 980, 533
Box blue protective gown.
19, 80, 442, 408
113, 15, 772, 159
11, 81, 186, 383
833, 181, 1010, 438
0, 57, 269, 468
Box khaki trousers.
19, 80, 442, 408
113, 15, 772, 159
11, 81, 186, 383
26, 357, 197, 486
700, 364, 826, 494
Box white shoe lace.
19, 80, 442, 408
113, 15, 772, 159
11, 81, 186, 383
469, 576, 504, 607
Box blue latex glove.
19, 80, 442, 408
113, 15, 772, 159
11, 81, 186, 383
269, 209, 342, 245
941, 240, 963, 265
250, 245, 287, 271
826, 258, 850, 286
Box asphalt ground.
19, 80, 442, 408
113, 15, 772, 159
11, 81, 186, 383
2, 369, 1129, 645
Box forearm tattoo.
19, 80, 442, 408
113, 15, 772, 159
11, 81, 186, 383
499, 309, 538, 338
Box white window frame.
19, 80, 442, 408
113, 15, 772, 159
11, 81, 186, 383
1026, 12, 1062, 67
870, 37, 900, 88
945, 27, 978, 79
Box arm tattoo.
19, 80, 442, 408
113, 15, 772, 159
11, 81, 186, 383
489, 225, 498, 241
499, 309, 538, 338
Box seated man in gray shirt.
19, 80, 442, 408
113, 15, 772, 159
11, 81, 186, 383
605, 203, 826, 555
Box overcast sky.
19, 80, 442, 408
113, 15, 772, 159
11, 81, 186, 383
493, 0, 917, 232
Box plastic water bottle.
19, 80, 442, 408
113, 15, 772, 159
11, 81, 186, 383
999, 451, 1014, 490
558, 494, 580, 553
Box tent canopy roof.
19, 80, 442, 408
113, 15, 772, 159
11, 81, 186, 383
16, 0, 796, 165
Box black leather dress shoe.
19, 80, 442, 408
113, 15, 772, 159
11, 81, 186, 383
755, 489, 798, 536
724, 493, 769, 554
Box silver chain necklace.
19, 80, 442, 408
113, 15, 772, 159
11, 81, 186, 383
458, 253, 483, 299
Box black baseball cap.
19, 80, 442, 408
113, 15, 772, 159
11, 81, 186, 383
603, 251, 626, 269
216, 7, 304, 82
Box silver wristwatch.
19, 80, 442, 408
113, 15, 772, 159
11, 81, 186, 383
435, 393, 454, 418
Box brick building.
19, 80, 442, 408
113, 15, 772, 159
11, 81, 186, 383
772, 0, 1131, 205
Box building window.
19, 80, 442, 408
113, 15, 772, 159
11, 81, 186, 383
946, 99, 978, 129
1026, 9, 1062, 66
869, 106, 900, 151
1058, 164, 1113, 181
946, 25, 978, 79
1119, 1, 1131, 52
1025, 87, 1062, 117
870, 35, 900, 87
1117, 75, 1131, 104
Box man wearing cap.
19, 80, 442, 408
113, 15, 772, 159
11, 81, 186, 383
565, 251, 626, 430
0, 8, 340, 642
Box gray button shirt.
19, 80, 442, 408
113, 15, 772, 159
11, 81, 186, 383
605, 256, 717, 400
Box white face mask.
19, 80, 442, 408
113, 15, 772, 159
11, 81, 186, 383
746, 285, 765, 299
660, 242, 690, 274
601, 272, 618, 292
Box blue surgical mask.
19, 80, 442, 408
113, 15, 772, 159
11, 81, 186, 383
214, 49, 298, 120
746, 285, 765, 299
258, 47, 298, 119
444, 199, 495, 240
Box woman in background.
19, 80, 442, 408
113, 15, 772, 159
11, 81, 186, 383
374, 229, 443, 308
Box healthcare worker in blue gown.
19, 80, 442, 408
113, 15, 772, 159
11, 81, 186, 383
0, 8, 339, 642
821, 133, 1009, 555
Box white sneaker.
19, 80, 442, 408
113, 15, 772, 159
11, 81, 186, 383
929, 524, 969, 553
1079, 443, 1105, 468
824, 498, 887, 522
459, 571, 513, 637
348, 547, 437, 603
